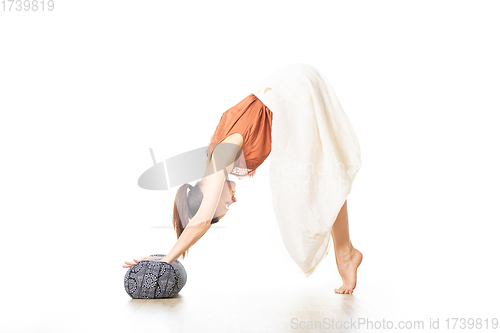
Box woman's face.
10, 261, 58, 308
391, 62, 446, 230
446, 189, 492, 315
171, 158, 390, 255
214, 179, 237, 220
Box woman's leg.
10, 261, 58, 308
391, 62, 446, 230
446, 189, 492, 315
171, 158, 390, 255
331, 200, 363, 294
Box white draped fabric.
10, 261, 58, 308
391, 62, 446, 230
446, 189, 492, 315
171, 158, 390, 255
251, 63, 362, 277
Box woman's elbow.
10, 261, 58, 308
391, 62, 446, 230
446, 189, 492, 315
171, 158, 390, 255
186, 219, 212, 231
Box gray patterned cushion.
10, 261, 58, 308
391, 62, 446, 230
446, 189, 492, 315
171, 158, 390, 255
124, 254, 187, 299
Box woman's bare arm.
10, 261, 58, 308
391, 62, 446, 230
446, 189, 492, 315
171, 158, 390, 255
161, 138, 243, 263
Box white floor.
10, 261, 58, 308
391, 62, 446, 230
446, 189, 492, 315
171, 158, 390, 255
4, 164, 499, 333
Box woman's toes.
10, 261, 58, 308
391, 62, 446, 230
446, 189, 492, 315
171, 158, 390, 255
335, 285, 356, 294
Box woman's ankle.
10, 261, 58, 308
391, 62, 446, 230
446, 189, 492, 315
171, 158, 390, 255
335, 244, 355, 259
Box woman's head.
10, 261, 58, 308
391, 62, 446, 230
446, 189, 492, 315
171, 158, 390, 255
172, 178, 237, 259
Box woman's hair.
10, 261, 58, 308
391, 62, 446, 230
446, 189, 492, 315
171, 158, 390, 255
172, 180, 221, 260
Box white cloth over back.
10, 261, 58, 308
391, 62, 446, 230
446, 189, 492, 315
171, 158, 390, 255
251, 63, 362, 277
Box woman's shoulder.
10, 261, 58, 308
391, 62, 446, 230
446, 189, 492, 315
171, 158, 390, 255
206, 132, 244, 167
220, 133, 243, 148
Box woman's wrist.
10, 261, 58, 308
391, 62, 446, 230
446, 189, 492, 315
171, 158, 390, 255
160, 256, 176, 264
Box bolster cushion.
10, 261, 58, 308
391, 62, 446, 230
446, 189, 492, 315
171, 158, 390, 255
124, 254, 187, 299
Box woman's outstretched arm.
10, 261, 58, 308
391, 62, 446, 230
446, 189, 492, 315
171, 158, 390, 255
161, 140, 242, 263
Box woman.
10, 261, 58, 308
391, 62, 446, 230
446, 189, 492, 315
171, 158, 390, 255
123, 63, 363, 294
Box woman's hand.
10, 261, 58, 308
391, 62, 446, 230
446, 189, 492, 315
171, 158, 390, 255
122, 256, 162, 268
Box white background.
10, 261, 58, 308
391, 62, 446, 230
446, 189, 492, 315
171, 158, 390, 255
1, 1, 499, 332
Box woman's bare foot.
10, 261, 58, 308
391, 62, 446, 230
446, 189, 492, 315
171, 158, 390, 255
334, 247, 363, 294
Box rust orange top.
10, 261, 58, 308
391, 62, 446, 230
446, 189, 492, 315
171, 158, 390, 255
206, 93, 273, 179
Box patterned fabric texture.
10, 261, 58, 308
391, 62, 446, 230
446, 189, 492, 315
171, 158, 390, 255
124, 254, 187, 299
